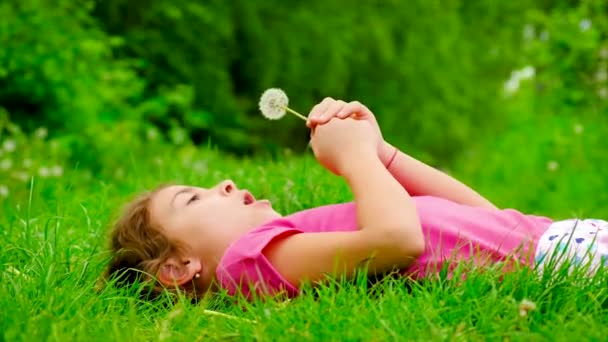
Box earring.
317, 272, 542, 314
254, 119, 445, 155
194, 273, 200, 279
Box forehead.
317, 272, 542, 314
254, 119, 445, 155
149, 185, 188, 223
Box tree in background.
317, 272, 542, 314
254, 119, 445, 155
1, 0, 607, 170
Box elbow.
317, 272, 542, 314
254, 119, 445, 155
404, 230, 426, 258
385, 224, 425, 259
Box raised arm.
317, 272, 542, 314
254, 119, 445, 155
379, 142, 499, 210
264, 119, 424, 287
307, 98, 498, 210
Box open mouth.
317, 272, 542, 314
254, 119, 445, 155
243, 191, 255, 205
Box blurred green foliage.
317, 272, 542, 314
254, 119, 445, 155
92, 0, 533, 159
453, 0, 608, 218
1, 0, 607, 168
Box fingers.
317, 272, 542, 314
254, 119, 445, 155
307, 98, 373, 132
307, 97, 334, 128
307, 98, 348, 128
320, 100, 347, 122
337, 101, 372, 119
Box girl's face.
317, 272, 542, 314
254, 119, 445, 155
148, 180, 281, 283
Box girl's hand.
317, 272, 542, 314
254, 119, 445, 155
310, 118, 381, 176
306, 98, 383, 141
307, 98, 395, 167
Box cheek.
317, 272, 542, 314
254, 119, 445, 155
191, 199, 264, 236
188, 201, 236, 233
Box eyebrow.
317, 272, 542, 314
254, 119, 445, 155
171, 187, 195, 209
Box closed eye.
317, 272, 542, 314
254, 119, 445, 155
187, 194, 199, 205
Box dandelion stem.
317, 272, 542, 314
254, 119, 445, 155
281, 106, 307, 121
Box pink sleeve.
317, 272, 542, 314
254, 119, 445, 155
215, 225, 303, 299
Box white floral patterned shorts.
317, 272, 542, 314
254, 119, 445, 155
535, 219, 608, 274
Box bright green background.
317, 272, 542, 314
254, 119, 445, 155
1, 0, 608, 340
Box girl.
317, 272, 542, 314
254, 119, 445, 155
106, 98, 608, 300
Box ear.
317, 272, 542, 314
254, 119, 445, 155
158, 256, 202, 287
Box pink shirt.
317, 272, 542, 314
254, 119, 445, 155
216, 196, 553, 298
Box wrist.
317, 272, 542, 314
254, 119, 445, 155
379, 141, 398, 169
340, 147, 382, 179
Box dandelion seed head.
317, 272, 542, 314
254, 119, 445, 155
259, 88, 288, 120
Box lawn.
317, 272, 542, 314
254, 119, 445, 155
2, 138, 608, 341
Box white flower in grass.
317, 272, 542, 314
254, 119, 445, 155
0, 185, 8, 197
3, 139, 16, 152
259, 88, 289, 120
0, 159, 12, 170
146, 128, 159, 141
39, 166, 50, 177
574, 123, 584, 135
518, 299, 537, 317
523, 24, 535, 41
547, 160, 559, 172
595, 69, 607, 82
579, 19, 591, 32
539, 30, 549, 41
259, 88, 307, 121
519, 66, 535, 80
504, 66, 535, 96
34, 127, 48, 140
504, 78, 520, 96
51, 165, 63, 177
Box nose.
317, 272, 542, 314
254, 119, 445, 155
219, 179, 236, 196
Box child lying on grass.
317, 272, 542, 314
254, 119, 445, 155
105, 98, 608, 300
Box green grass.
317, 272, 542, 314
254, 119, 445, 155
2, 117, 608, 341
